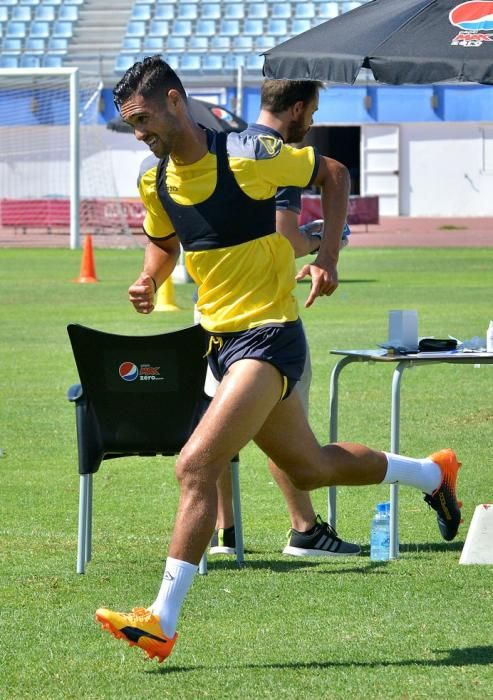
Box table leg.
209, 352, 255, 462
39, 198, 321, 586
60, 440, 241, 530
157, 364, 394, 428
328, 356, 356, 528
389, 361, 407, 559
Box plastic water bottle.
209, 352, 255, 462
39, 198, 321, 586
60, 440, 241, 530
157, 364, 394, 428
487, 320, 493, 353
370, 502, 391, 561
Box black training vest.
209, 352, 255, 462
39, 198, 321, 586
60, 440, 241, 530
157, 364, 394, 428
156, 129, 276, 252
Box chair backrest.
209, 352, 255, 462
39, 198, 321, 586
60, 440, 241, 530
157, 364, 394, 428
67, 323, 209, 474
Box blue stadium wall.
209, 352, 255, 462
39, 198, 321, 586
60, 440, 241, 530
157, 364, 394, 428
98, 83, 493, 125
1, 84, 491, 126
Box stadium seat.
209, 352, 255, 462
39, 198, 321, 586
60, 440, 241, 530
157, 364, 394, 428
125, 20, 146, 37
219, 19, 240, 36
163, 52, 180, 70
114, 53, 136, 73
247, 3, 268, 19
29, 20, 51, 38
12, 6, 32, 21
179, 52, 202, 71
209, 35, 230, 51
19, 0, 41, 6
177, 4, 197, 19
64, 0, 83, 4
245, 53, 264, 71
291, 18, 312, 33
0, 55, 19, 67
318, 1, 339, 18
148, 19, 169, 35
188, 35, 208, 51
166, 35, 186, 51
42, 53, 64, 66
142, 35, 164, 51
202, 53, 223, 71
2, 37, 23, 53
200, 3, 220, 20
34, 5, 55, 20
130, 4, 152, 21
5, 21, 28, 39
295, 2, 315, 18
20, 52, 41, 67
195, 18, 215, 36
25, 36, 45, 52
47, 36, 68, 53
271, 3, 291, 18
171, 19, 192, 36
52, 21, 73, 38
43, 0, 63, 5
67, 323, 244, 576
224, 54, 245, 71
267, 18, 288, 35
2, 0, 21, 6
121, 36, 142, 53
232, 35, 253, 52
0, 7, 8, 22
154, 4, 174, 20
243, 18, 264, 36
58, 4, 78, 21
254, 34, 275, 50
224, 3, 244, 19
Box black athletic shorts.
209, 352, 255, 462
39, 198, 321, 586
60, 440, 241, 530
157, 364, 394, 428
206, 319, 307, 400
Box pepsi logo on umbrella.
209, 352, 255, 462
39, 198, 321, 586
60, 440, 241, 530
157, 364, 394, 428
450, 0, 493, 45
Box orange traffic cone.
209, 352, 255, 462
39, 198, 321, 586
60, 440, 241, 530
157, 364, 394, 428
154, 277, 180, 311
74, 235, 98, 283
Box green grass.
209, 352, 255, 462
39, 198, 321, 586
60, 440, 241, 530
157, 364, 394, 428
1, 247, 493, 699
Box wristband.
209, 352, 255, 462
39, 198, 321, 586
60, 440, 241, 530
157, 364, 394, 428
150, 275, 157, 294
311, 232, 322, 254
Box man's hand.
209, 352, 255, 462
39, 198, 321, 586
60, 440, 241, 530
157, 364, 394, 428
296, 261, 339, 308
128, 272, 156, 314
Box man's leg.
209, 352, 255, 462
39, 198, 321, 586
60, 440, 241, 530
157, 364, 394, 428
96, 359, 461, 662
212, 347, 359, 556
96, 359, 288, 661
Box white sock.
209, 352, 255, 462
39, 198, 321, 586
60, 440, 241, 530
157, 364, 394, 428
382, 453, 442, 495
150, 557, 198, 639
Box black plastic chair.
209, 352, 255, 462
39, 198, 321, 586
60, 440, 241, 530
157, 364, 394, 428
67, 323, 244, 574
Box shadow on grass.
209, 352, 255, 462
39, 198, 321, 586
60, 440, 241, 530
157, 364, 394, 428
203, 539, 463, 574
153, 645, 493, 675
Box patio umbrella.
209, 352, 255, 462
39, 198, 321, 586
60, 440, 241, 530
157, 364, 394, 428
263, 0, 493, 85
107, 97, 247, 133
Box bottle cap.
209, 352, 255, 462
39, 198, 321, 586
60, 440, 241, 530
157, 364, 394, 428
376, 502, 390, 513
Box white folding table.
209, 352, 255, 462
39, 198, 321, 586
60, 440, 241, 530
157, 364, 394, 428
328, 349, 493, 558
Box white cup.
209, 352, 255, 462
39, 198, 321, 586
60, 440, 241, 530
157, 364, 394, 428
388, 310, 419, 351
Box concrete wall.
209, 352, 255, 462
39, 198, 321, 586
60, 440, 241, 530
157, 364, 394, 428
400, 122, 493, 216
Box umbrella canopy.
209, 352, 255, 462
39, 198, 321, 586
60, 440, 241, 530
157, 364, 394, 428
107, 96, 247, 133
263, 0, 493, 85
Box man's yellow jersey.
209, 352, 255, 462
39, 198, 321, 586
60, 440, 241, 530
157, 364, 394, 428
138, 128, 318, 333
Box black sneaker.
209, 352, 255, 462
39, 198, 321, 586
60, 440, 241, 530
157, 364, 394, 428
423, 448, 463, 541
210, 525, 236, 555
282, 515, 361, 557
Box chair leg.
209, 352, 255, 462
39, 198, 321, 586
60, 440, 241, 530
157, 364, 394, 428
85, 474, 93, 563
77, 474, 90, 574
198, 552, 207, 575
231, 459, 244, 566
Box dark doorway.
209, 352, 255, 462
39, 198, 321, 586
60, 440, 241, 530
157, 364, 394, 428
303, 126, 361, 195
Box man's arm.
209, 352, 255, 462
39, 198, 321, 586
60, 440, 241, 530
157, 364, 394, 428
128, 234, 181, 315
296, 156, 350, 308
276, 208, 322, 258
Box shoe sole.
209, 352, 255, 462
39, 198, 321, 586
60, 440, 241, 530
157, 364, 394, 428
282, 545, 361, 557
209, 546, 236, 555
95, 611, 175, 663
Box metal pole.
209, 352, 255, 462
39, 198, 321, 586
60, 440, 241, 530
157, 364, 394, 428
70, 68, 80, 249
